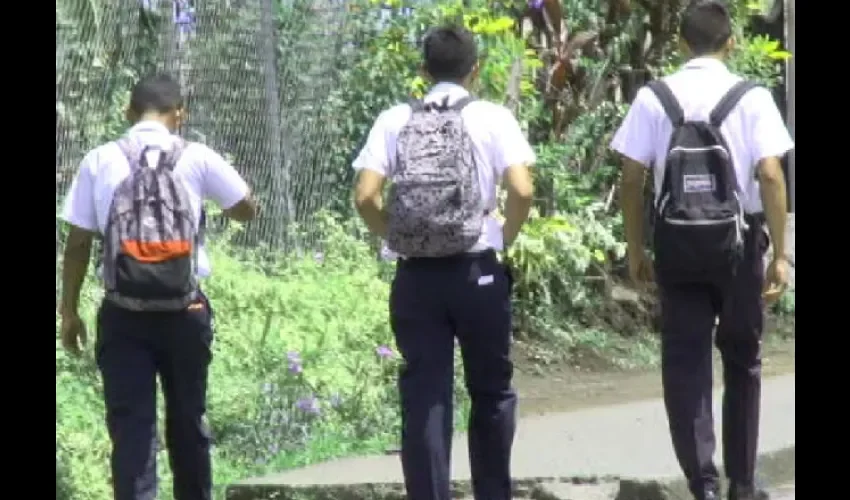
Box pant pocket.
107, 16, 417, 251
187, 294, 214, 349
502, 263, 514, 292
763, 226, 774, 257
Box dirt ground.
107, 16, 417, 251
512, 329, 795, 417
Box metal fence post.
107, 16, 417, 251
260, 0, 292, 247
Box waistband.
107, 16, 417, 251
397, 249, 497, 268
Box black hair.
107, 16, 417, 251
679, 0, 733, 56
422, 25, 478, 82
129, 73, 184, 115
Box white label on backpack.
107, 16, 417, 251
683, 174, 716, 193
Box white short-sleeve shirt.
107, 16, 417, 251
352, 82, 536, 253
610, 57, 794, 214
60, 121, 250, 278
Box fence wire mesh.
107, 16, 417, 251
56, 0, 359, 258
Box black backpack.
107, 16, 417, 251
647, 79, 758, 284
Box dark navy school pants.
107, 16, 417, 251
96, 293, 214, 500
658, 218, 769, 497
390, 250, 517, 500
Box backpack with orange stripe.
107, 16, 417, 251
102, 137, 200, 311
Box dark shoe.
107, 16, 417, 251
728, 483, 770, 500
694, 485, 720, 500
698, 490, 719, 500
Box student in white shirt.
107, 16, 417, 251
352, 26, 535, 500
58, 73, 257, 500
610, 2, 793, 500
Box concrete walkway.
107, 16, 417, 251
229, 374, 795, 499
769, 482, 795, 500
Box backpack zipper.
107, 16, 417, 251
668, 145, 730, 158
662, 216, 738, 226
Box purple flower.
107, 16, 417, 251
528, 0, 544, 9
295, 396, 321, 415
175, 11, 194, 25
286, 351, 303, 374
314, 251, 324, 263
376, 345, 394, 359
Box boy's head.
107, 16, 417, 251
679, 0, 735, 58
125, 73, 186, 131
421, 25, 479, 86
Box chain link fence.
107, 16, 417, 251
56, 0, 363, 258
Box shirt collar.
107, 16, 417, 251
682, 57, 729, 72
426, 81, 469, 98
128, 120, 171, 136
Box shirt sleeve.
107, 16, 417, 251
747, 86, 795, 162
200, 145, 250, 209
352, 110, 392, 177
610, 87, 658, 167
60, 150, 99, 232
490, 107, 536, 176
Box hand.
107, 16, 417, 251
628, 250, 655, 289
763, 256, 790, 306
60, 310, 88, 357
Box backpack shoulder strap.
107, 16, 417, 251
160, 138, 187, 171
450, 95, 476, 111
709, 80, 759, 127
646, 80, 684, 127
408, 99, 426, 112
115, 137, 143, 170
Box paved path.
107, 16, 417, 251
238, 374, 795, 489
770, 482, 796, 500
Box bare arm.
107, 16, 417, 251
59, 152, 99, 315
757, 157, 787, 258
354, 169, 388, 239
491, 106, 536, 247
620, 158, 648, 255
60, 226, 95, 315
745, 87, 793, 260
201, 145, 258, 222
501, 164, 534, 247
352, 110, 393, 239
222, 193, 258, 222
610, 88, 658, 260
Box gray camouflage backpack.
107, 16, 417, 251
101, 137, 200, 311
387, 96, 484, 257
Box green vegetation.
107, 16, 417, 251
55, 0, 793, 498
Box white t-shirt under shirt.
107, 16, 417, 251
60, 121, 250, 278
351, 82, 537, 257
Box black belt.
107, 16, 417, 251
398, 249, 497, 268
